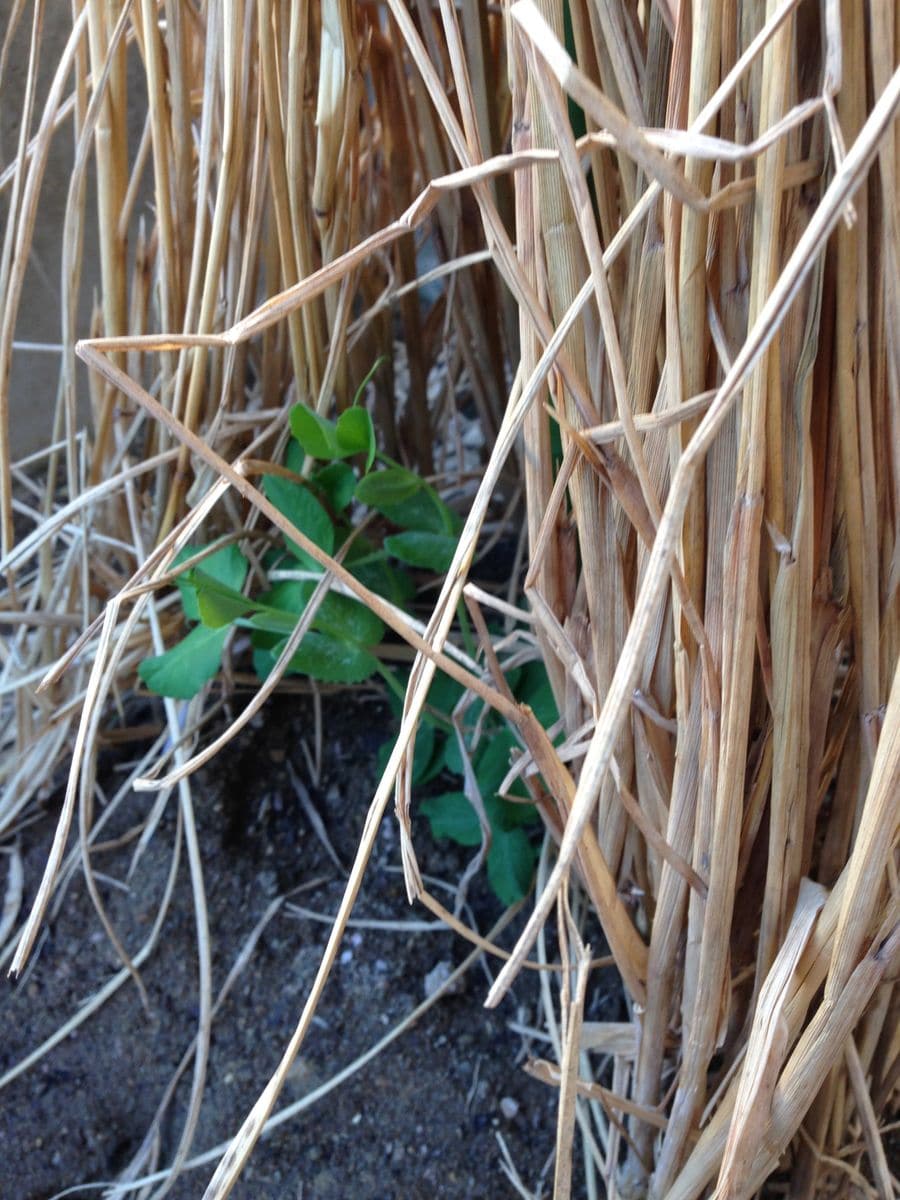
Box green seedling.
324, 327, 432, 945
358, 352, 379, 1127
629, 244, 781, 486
139, 379, 555, 903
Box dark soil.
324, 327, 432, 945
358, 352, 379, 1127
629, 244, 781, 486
0, 693, 563, 1199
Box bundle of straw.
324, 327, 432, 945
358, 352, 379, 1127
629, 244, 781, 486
1, 2, 897, 1197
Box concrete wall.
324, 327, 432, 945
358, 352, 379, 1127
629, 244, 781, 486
1, 2, 146, 459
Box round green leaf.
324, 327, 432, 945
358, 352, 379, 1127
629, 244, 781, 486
379, 489, 460, 535
410, 722, 438, 785
487, 828, 536, 905
419, 792, 483, 847
138, 625, 229, 699
473, 730, 519, 797
336, 407, 376, 469
312, 462, 357, 512
175, 543, 248, 622
263, 475, 334, 568
324, 593, 385, 645
285, 630, 380, 683
486, 793, 540, 830
289, 404, 341, 459
384, 531, 457, 572
196, 581, 254, 628
348, 552, 415, 608
354, 466, 423, 509
517, 661, 560, 728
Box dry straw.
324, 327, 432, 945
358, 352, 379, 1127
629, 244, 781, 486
0, 2, 897, 1198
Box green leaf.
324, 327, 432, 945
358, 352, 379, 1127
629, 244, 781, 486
302, 583, 385, 646
325, 594, 384, 646
256, 578, 306, 613
312, 462, 356, 512
375, 735, 393, 779
384, 531, 457, 573
263, 475, 334, 568
249, 578, 314, 635
285, 630, 380, 683
252, 644, 278, 680
284, 439, 305, 475
419, 792, 482, 847
474, 730, 519, 797
517, 661, 559, 728
420, 792, 537, 904
138, 625, 229, 699
550, 409, 564, 466
428, 671, 465, 714
247, 608, 303, 636
345, 543, 415, 607
379, 489, 460, 536
487, 828, 536, 905
290, 397, 377, 468
489, 794, 540, 829
441, 733, 464, 777
175, 544, 248, 622
249, 622, 282, 648
249, 577, 384, 646
289, 404, 341, 459
354, 466, 423, 509
254, 622, 379, 684
377, 714, 443, 780
410, 722, 437, 785
336, 407, 376, 469
196, 581, 254, 628
188, 570, 256, 629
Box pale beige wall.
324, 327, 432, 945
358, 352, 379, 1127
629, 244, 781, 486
1, 2, 147, 458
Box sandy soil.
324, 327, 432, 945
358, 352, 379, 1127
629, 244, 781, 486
0, 693, 570, 1199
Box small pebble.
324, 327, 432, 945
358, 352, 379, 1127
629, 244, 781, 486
423, 959, 463, 998
256, 868, 278, 897
500, 1096, 519, 1120
340, 948, 353, 965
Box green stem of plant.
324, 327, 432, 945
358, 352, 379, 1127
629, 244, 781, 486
456, 599, 477, 660
376, 662, 458, 736
375, 661, 410, 707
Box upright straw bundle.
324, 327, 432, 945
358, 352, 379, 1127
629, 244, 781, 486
0, 2, 897, 1198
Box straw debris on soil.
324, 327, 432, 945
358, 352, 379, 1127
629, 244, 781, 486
0, 2, 898, 1198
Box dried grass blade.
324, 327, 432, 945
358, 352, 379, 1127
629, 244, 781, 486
553, 934, 591, 1200
486, 61, 900, 1014
715, 879, 827, 1199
